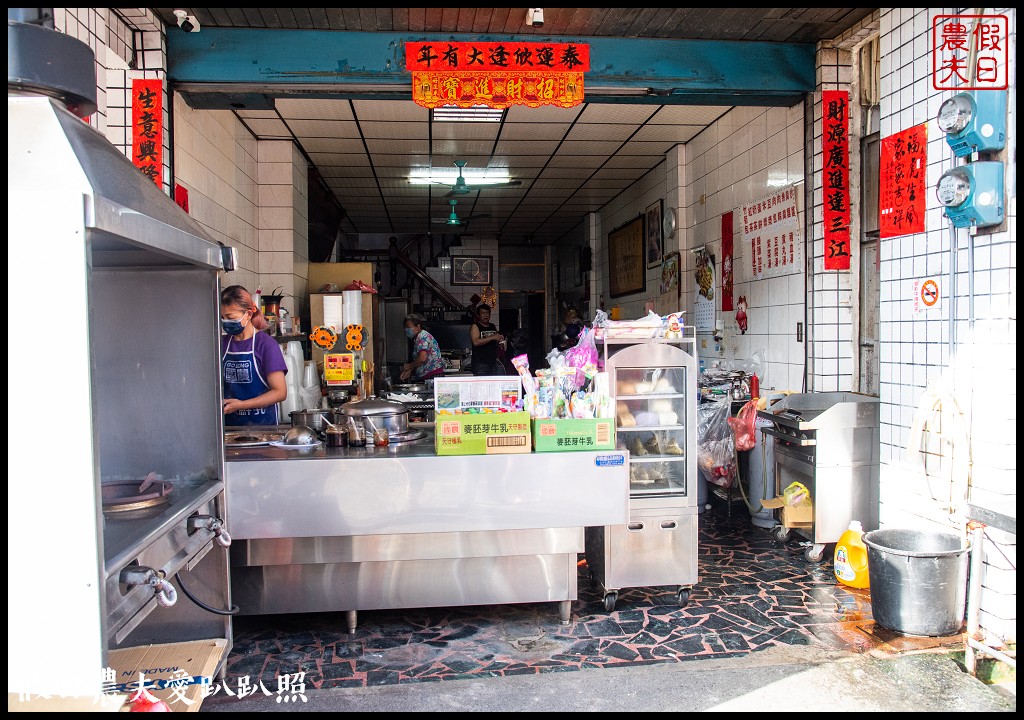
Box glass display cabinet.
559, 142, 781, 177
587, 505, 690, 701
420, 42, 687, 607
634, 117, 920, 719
586, 338, 698, 611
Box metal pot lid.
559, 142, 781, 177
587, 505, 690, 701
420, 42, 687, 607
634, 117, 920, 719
290, 408, 331, 416
339, 397, 409, 417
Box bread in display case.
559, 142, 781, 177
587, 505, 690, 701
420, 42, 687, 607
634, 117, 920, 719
586, 337, 699, 612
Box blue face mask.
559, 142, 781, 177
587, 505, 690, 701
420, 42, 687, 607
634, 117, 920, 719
221, 315, 247, 336
404, 327, 417, 339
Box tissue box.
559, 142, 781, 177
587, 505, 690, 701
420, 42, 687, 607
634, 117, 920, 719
531, 418, 615, 452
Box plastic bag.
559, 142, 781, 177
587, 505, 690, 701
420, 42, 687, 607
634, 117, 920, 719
727, 399, 758, 452
720, 348, 766, 386
563, 327, 598, 388
697, 396, 736, 488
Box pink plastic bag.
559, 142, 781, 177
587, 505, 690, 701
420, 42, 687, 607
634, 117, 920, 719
563, 327, 598, 387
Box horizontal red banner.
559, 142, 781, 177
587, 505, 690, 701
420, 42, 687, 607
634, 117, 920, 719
406, 41, 589, 72
411, 71, 584, 109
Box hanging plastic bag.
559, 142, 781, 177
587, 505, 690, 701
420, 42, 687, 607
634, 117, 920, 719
697, 396, 737, 488
727, 399, 758, 452
563, 326, 599, 388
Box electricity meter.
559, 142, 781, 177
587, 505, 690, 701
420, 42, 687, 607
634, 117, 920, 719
936, 91, 1007, 157
936, 168, 971, 207
936, 162, 1005, 229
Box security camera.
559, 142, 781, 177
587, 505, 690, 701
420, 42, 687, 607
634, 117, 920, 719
527, 8, 544, 28
173, 9, 200, 33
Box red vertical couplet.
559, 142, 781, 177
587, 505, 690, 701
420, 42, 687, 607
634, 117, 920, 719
821, 90, 851, 270
721, 211, 734, 311
131, 78, 163, 187
879, 124, 928, 239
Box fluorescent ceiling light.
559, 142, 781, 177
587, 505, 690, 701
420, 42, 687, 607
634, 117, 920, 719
431, 106, 505, 122
409, 167, 511, 185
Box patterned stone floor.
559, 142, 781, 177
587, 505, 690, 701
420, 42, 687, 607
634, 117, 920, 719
217, 500, 956, 693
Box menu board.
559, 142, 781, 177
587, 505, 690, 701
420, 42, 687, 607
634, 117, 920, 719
740, 185, 803, 281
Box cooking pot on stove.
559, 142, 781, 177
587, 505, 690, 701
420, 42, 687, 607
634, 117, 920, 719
393, 383, 430, 395
338, 396, 409, 437
289, 408, 340, 433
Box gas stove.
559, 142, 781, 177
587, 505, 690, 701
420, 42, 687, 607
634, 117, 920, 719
756, 391, 880, 557
102, 478, 229, 645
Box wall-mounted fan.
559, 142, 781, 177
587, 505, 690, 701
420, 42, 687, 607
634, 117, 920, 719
432, 199, 490, 226
428, 160, 523, 197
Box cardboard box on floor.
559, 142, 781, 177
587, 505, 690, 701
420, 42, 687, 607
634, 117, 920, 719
106, 639, 228, 712
762, 497, 813, 528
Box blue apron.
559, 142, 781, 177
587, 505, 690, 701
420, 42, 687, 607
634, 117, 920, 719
222, 334, 279, 426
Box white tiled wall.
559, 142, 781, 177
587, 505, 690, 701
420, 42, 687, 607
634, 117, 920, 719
678, 106, 808, 392
425, 237, 501, 317
592, 164, 666, 324
256, 141, 310, 321
877, 7, 1016, 646
56, 9, 170, 192
808, 46, 857, 393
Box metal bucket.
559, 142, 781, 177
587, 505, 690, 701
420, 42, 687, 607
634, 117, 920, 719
862, 528, 970, 637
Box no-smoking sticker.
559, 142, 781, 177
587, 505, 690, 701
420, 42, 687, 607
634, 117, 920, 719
913, 277, 941, 313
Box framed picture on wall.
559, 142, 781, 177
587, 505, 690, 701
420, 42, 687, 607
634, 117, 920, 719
451, 255, 492, 286
607, 215, 645, 299
645, 199, 663, 268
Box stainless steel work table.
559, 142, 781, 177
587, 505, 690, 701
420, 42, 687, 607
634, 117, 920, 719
224, 428, 630, 629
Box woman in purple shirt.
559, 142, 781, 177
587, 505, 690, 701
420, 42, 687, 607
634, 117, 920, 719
220, 285, 288, 426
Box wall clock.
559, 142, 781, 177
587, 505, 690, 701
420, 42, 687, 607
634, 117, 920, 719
662, 206, 677, 240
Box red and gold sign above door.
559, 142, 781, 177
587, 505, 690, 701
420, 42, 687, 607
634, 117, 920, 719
405, 41, 589, 109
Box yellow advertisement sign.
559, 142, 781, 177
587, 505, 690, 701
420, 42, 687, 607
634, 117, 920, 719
324, 353, 355, 386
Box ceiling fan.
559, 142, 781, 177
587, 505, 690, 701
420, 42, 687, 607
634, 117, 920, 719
429, 160, 523, 197
431, 199, 490, 226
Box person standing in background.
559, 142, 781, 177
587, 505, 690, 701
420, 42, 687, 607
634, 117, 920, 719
400, 313, 446, 383
220, 285, 288, 425
470, 303, 505, 375
563, 306, 583, 345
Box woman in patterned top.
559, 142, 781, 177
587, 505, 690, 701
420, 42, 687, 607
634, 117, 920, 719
400, 313, 446, 383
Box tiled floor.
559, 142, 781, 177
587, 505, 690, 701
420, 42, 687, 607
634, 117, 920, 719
217, 500, 961, 693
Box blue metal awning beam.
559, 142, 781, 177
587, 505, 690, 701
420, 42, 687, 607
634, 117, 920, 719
167, 29, 815, 106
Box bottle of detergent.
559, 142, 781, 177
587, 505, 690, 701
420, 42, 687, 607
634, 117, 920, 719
834, 520, 870, 589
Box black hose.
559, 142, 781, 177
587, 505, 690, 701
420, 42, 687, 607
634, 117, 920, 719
173, 571, 240, 616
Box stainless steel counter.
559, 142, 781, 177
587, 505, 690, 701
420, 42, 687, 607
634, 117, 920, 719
224, 431, 630, 628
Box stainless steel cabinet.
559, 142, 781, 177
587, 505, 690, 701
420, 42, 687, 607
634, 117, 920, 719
586, 339, 699, 611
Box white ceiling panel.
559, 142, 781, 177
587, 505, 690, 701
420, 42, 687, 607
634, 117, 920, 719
240, 119, 291, 137
359, 120, 430, 139
286, 119, 360, 137
301, 137, 368, 154
499, 122, 571, 141
351, 99, 429, 121
564, 123, 637, 143
276, 98, 355, 120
